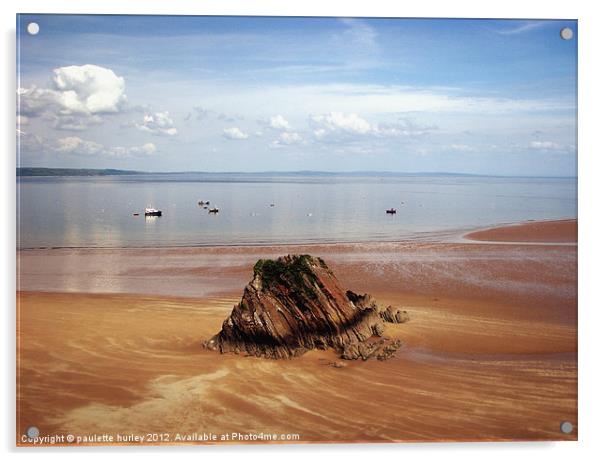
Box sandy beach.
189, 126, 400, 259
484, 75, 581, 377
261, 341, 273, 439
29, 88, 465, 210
16, 219, 577, 444
465, 219, 577, 243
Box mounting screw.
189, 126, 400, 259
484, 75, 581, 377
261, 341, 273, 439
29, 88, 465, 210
560, 421, 573, 434
25, 426, 40, 438
560, 27, 573, 40
27, 22, 40, 35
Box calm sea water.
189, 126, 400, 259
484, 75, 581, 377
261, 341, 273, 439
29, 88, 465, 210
16, 173, 577, 248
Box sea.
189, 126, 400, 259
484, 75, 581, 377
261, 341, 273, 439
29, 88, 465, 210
16, 173, 577, 249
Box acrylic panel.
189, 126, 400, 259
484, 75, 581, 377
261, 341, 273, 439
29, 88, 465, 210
16, 14, 578, 446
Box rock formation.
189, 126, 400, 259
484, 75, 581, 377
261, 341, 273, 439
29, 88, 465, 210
204, 255, 409, 360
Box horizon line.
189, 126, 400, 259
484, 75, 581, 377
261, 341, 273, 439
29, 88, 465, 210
16, 166, 577, 179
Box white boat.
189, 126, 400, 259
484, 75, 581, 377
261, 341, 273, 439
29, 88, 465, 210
145, 206, 162, 216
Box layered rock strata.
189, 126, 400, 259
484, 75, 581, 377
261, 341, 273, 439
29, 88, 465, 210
204, 255, 409, 360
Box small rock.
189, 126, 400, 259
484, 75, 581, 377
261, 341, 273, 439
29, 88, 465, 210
380, 305, 410, 323
372, 322, 385, 337
395, 310, 410, 323
341, 343, 360, 360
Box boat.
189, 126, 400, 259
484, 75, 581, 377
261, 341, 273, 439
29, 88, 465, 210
208, 207, 219, 213
198, 200, 210, 206
145, 207, 162, 216
386, 208, 397, 214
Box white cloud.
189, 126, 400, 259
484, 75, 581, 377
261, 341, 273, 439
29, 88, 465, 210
136, 111, 178, 136
51, 65, 126, 114
529, 141, 565, 151
18, 86, 58, 117
20, 65, 127, 116
309, 112, 436, 140
310, 112, 373, 136
55, 136, 104, 155
222, 127, 249, 140
271, 131, 303, 148
53, 136, 156, 157
269, 115, 292, 131
281, 132, 302, 144
18, 64, 128, 133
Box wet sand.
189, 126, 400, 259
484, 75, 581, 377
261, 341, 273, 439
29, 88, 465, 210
17, 220, 577, 444
465, 219, 577, 243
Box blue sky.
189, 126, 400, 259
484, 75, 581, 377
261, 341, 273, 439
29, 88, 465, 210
17, 15, 577, 175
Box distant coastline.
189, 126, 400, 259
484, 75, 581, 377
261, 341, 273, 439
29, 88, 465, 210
17, 167, 140, 177
16, 167, 576, 179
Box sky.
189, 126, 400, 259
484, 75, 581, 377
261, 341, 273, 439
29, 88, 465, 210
16, 15, 577, 176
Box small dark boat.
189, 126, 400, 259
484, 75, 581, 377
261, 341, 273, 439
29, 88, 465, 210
386, 208, 397, 214
133, 213, 140, 216
198, 200, 210, 206
145, 207, 162, 217
208, 207, 219, 213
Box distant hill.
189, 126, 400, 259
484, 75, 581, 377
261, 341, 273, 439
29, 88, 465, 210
17, 167, 140, 177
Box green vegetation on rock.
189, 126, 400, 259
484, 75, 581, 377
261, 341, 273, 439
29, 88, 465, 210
253, 255, 322, 299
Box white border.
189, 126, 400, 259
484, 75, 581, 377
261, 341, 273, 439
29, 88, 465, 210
3, 1, 601, 460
